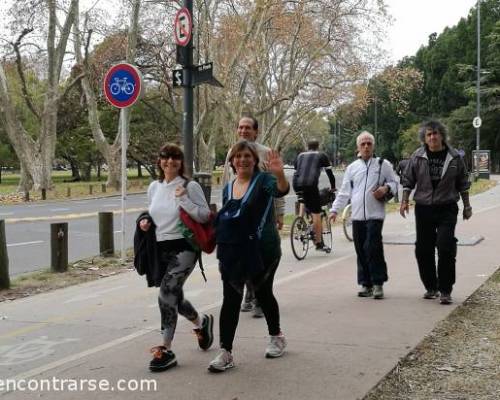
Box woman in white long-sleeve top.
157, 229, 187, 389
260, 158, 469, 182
138, 143, 214, 372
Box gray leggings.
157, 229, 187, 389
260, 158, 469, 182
158, 248, 199, 343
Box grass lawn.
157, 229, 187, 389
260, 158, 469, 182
0, 169, 226, 203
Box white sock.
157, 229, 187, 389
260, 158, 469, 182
195, 314, 204, 329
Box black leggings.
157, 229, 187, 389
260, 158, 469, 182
219, 258, 281, 352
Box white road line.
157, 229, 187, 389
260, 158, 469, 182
7, 240, 44, 247
63, 285, 129, 304
0, 212, 14, 216
49, 208, 70, 212
6, 254, 355, 381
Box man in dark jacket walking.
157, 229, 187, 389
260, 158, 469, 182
400, 120, 472, 304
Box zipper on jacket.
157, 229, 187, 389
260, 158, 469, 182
363, 159, 370, 220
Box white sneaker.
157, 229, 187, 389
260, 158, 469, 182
265, 333, 287, 358
208, 349, 234, 373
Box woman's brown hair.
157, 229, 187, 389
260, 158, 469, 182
156, 143, 186, 182
228, 140, 261, 174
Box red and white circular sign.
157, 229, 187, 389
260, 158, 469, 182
103, 63, 142, 108
174, 7, 192, 47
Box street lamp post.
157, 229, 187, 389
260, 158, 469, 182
476, 0, 481, 152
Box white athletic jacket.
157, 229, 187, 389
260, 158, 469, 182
330, 157, 398, 221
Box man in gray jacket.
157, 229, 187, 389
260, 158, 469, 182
400, 120, 472, 305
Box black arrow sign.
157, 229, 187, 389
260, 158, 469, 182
173, 69, 183, 87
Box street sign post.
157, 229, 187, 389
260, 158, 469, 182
173, 1, 222, 176
103, 63, 142, 262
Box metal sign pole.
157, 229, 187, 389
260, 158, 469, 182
183, 0, 194, 177
120, 108, 128, 262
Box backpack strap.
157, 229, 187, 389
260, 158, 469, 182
182, 178, 208, 282
377, 157, 385, 186
196, 252, 207, 282
256, 195, 273, 239
226, 172, 262, 218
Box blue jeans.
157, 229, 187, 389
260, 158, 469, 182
352, 220, 388, 286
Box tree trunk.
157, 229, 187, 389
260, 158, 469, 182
17, 161, 33, 192
70, 159, 81, 181
0, 1, 78, 193
74, 0, 141, 191
106, 149, 121, 190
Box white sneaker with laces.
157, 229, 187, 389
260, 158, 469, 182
265, 333, 287, 358
208, 349, 234, 373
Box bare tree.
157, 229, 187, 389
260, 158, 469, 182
191, 0, 388, 170
74, 0, 142, 189
0, 0, 79, 191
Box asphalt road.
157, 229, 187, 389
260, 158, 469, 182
2, 170, 343, 276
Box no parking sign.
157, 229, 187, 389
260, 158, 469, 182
103, 63, 142, 108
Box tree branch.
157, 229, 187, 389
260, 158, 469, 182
59, 72, 85, 101
12, 28, 41, 121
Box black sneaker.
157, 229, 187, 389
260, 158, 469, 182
193, 314, 214, 351
440, 293, 452, 305
358, 286, 373, 297
423, 290, 439, 299
315, 242, 325, 251
149, 346, 177, 372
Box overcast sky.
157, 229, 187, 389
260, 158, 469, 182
0, 0, 479, 63
384, 0, 478, 62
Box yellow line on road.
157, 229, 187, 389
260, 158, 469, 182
5, 207, 146, 224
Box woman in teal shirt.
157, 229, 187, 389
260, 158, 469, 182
208, 140, 289, 372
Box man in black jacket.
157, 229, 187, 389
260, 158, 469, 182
400, 120, 472, 305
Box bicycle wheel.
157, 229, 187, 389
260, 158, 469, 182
321, 213, 332, 253
342, 204, 353, 242
290, 216, 309, 260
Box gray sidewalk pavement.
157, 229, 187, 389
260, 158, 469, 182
0, 177, 498, 399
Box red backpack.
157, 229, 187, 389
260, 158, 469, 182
178, 207, 216, 253
177, 179, 216, 254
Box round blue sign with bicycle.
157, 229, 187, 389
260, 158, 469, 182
103, 63, 142, 108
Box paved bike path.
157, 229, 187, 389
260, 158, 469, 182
0, 177, 498, 399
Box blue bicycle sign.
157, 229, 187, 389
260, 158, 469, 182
110, 77, 135, 96
103, 63, 142, 108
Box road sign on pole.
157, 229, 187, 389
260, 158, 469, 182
191, 62, 223, 87
173, 69, 184, 87
174, 7, 192, 47
472, 116, 482, 129
103, 63, 142, 108
103, 63, 142, 261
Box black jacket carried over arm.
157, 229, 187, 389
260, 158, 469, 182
133, 211, 164, 287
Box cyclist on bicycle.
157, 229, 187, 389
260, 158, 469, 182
292, 139, 336, 250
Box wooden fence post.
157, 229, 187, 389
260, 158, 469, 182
98, 212, 114, 257
51, 223, 68, 272
0, 220, 10, 289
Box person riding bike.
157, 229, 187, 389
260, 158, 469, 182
292, 139, 336, 250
